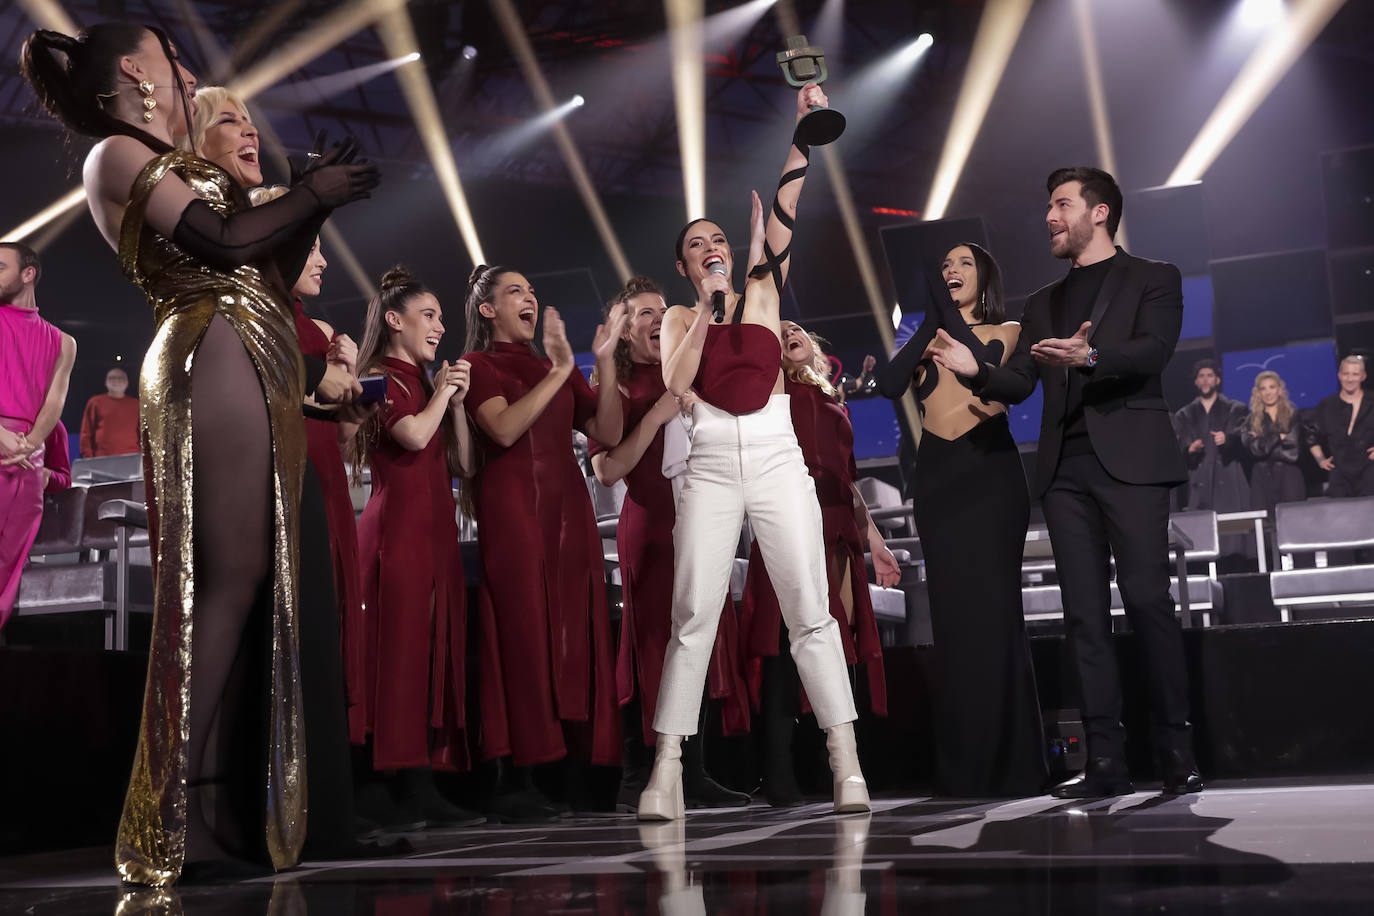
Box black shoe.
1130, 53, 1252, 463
355, 814, 384, 842
762, 767, 806, 808
684, 771, 751, 808
616, 772, 648, 813
1160, 748, 1204, 795
1051, 757, 1134, 799
354, 781, 426, 833
485, 789, 561, 824
397, 768, 486, 829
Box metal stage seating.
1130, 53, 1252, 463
1269, 496, 1374, 621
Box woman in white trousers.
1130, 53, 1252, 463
642, 83, 869, 819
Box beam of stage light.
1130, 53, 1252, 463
490, 0, 632, 283
836, 33, 932, 132
376, 7, 486, 266
6, 0, 405, 244
1165, 0, 1346, 187
480, 94, 586, 162
15, 0, 78, 36
257, 53, 420, 106
700, 0, 779, 52
665, 0, 706, 222
1070, 0, 1126, 247
922, 0, 1032, 221
814, 0, 845, 67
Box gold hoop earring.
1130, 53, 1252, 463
139, 80, 157, 122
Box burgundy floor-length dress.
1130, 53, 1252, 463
463, 341, 620, 766
590, 361, 750, 743
356, 356, 468, 770
293, 302, 369, 743
739, 377, 887, 715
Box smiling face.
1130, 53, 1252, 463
676, 220, 733, 292
293, 237, 326, 299
127, 31, 198, 138
1339, 358, 1367, 395
781, 320, 816, 369
1257, 376, 1281, 408
941, 245, 981, 310
1046, 181, 1100, 261
385, 291, 444, 364
199, 97, 260, 187
624, 291, 667, 364
479, 272, 539, 344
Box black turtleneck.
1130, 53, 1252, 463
1057, 254, 1115, 458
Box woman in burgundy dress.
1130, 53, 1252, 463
352, 266, 481, 828
588, 276, 750, 812
461, 264, 626, 821
739, 320, 900, 806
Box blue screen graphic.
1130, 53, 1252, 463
1222, 341, 1338, 408
847, 398, 903, 460
1179, 275, 1213, 340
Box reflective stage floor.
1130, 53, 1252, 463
4, 778, 1374, 914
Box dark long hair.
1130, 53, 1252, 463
953, 241, 1006, 325
461, 263, 517, 356
349, 265, 461, 484
20, 24, 196, 155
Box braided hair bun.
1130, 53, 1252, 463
380, 265, 417, 292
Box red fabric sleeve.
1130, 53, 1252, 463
44, 421, 72, 492
379, 371, 422, 433
79, 397, 98, 459
569, 368, 600, 435
461, 352, 506, 413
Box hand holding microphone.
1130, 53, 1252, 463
705, 261, 730, 323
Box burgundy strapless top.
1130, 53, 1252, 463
693, 323, 781, 415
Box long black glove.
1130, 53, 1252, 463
172, 137, 379, 276
876, 273, 1001, 399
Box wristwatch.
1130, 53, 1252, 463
1084, 346, 1098, 368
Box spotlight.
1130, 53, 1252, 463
907, 33, 934, 59
1167, 0, 1343, 186
923, 0, 1032, 221
404, 51, 421, 63
1070, 0, 1124, 245
1239, 0, 1285, 29
572, 94, 585, 107
462, 44, 478, 60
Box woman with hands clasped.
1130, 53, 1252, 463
588, 276, 752, 813
461, 265, 628, 821
641, 83, 870, 820
351, 267, 481, 831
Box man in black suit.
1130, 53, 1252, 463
932, 167, 1202, 798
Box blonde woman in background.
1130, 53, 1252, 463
1242, 370, 1305, 511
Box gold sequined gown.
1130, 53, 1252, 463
114, 150, 308, 886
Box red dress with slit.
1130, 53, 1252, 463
588, 361, 750, 743
739, 378, 887, 715
292, 302, 369, 743
355, 357, 468, 769
462, 341, 620, 766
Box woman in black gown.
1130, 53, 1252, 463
876, 243, 1047, 797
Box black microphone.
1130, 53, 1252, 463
708, 261, 728, 323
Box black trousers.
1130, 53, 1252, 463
1041, 453, 1191, 759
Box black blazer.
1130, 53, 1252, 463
976, 247, 1189, 496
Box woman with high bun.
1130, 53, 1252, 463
461, 264, 627, 821
350, 266, 480, 830
20, 22, 377, 884
588, 276, 750, 813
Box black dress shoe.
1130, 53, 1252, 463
485, 789, 561, 824
684, 772, 751, 809
1160, 748, 1204, 795
1051, 757, 1134, 799
762, 769, 806, 808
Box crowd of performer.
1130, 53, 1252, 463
0, 18, 1371, 891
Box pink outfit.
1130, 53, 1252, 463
0, 303, 62, 625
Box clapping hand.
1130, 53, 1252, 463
1211, 430, 1227, 446
592, 304, 629, 363
929, 329, 979, 378
327, 333, 358, 376
746, 189, 766, 274
543, 307, 575, 371
1031, 321, 1093, 367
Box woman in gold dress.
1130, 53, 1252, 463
20, 23, 378, 884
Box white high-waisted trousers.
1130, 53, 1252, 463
653, 394, 857, 736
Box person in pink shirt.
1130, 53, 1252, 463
1, 241, 77, 628
43, 421, 72, 494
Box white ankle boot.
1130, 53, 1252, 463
826, 722, 871, 813
638, 734, 685, 821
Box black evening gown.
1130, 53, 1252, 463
879, 295, 1048, 798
